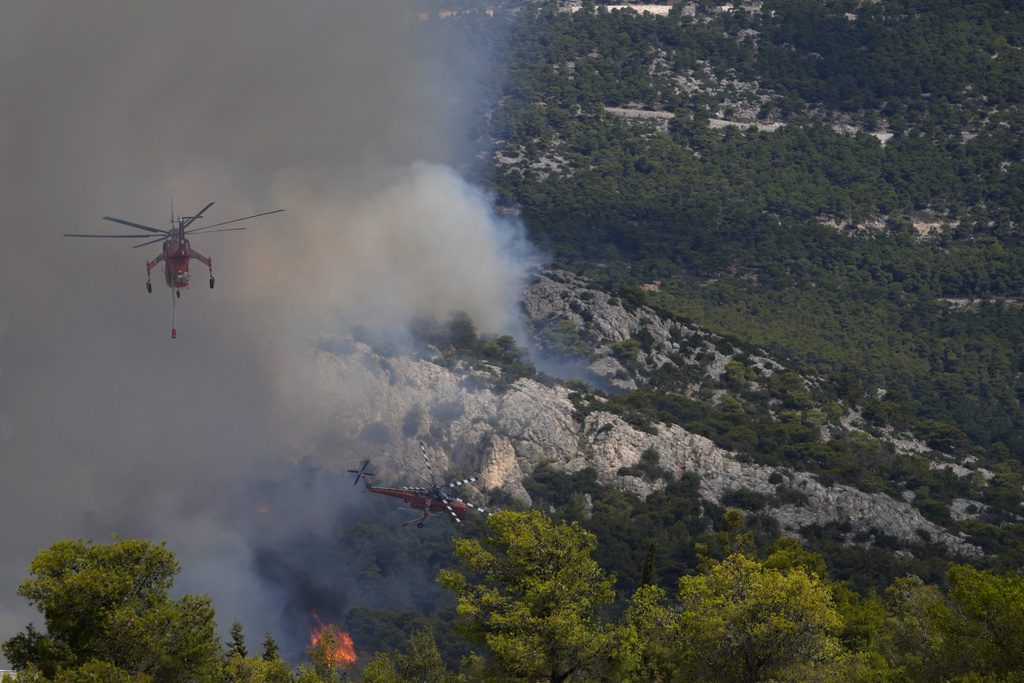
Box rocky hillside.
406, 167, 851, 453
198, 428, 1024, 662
294, 270, 1002, 559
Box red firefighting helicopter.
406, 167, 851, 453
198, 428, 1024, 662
63, 201, 283, 338
347, 442, 489, 528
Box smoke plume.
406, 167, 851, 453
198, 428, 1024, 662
0, 1, 527, 661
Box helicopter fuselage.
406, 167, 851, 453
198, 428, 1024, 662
160, 238, 195, 289
365, 481, 470, 520
347, 452, 486, 528
148, 235, 212, 293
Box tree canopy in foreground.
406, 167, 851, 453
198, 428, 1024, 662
4, 517, 1024, 682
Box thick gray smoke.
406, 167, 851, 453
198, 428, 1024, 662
0, 2, 528, 661
251, 161, 531, 333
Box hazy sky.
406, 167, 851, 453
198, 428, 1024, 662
0, 2, 528, 658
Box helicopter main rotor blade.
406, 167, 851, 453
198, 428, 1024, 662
186, 209, 284, 234
102, 216, 167, 234
438, 491, 463, 523
465, 501, 490, 515
64, 233, 166, 239
133, 235, 168, 249
188, 226, 248, 235
383, 447, 432, 485
419, 442, 438, 487
180, 201, 215, 230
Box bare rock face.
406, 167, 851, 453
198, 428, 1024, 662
572, 412, 979, 556
521, 269, 781, 390
293, 343, 498, 474
300, 338, 980, 558
479, 434, 532, 505
522, 271, 639, 343
587, 356, 637, 391
950, 497, 989, 522
496, 379, 579, 469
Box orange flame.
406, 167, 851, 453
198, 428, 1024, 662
309, 611, 357, 669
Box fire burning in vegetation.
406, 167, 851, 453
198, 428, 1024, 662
309, 610, 357, 669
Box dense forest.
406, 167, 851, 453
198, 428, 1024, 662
435, 2, 1024, 677
428, 0, 1024, 586
459, 0, 1024, 463
5, 515, 1024, 682
417, 0, 1024, 592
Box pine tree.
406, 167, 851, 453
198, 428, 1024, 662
439, 510, 615, 682
262, 632, 281, 662
640, 542, 656, 586
228, 621, 248, 659
0, 539, 223, 682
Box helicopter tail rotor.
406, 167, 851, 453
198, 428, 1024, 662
347, 459, 374, 486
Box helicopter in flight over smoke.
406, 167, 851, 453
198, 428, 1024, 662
64, 201, 283, 338
348, 442, 490, 528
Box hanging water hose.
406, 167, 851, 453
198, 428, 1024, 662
171, 285, 177, 339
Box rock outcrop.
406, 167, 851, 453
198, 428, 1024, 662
298, 338, 981, 558
521, 269, 782, 391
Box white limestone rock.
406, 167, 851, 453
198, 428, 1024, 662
496, 379, 580, 468
521, 269, 780, 389
480, 434, 532, 506
572, 411, 980, 557
299, 334, 981, 558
